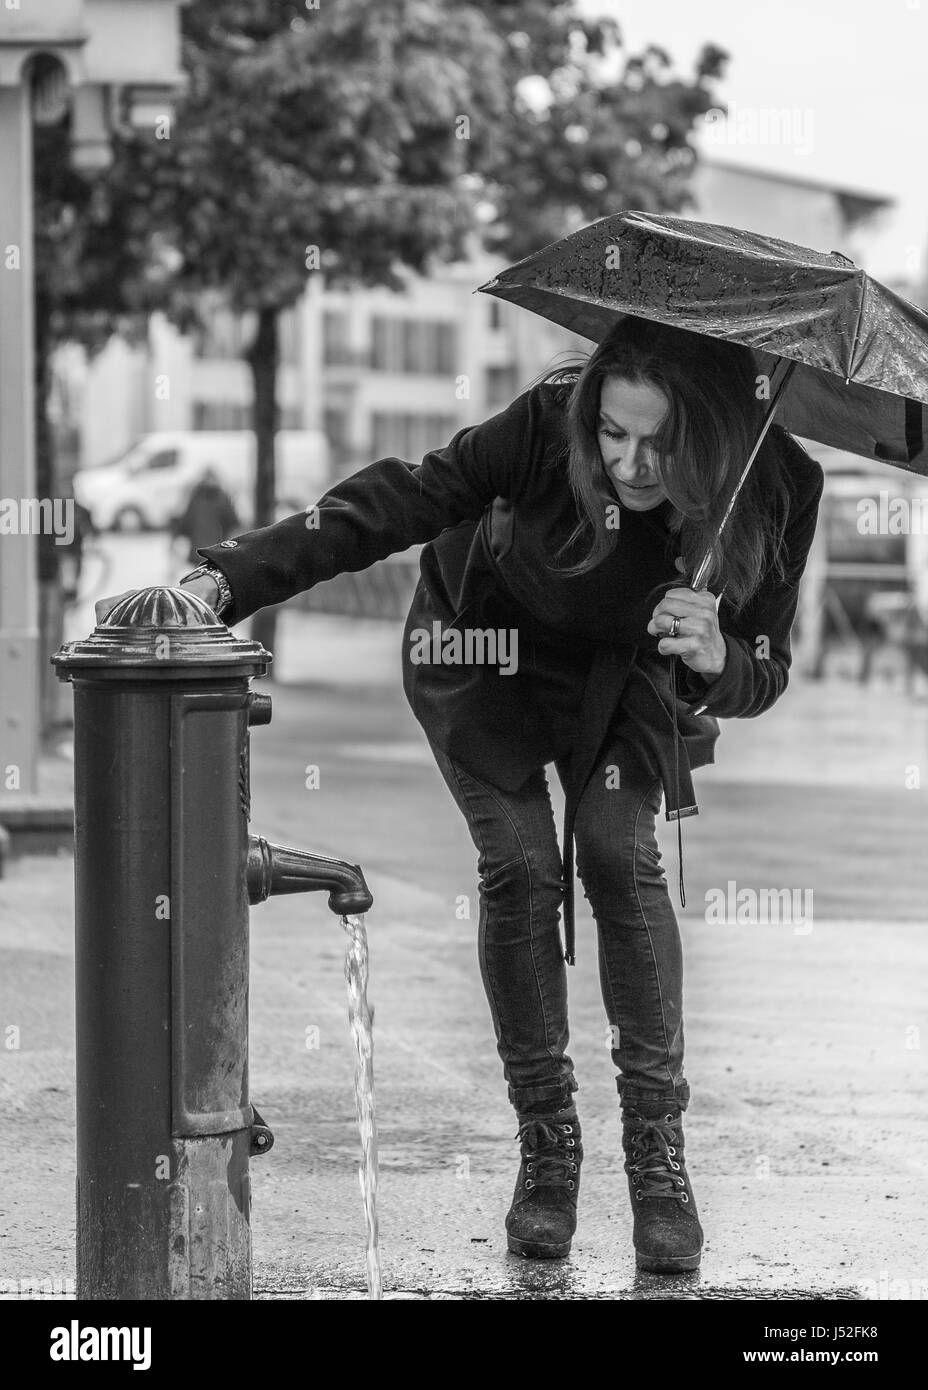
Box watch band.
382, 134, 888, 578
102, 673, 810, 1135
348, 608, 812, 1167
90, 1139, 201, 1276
179, 562, 233, 619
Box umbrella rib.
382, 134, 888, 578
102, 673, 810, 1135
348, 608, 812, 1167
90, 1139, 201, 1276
845, 274, 867, 385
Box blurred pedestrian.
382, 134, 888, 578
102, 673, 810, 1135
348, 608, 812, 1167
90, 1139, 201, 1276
59, 499, 97, 603
170, 467, 240, 567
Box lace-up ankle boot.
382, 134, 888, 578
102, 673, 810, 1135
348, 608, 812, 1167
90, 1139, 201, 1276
506, 1101, 582, 1259
621, 1096, 703, 1273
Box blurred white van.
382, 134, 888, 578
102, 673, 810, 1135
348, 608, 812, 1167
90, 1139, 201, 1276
73, 430, 330, 532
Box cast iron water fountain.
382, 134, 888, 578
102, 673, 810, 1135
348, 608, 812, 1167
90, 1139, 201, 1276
54, 585, 381, 1301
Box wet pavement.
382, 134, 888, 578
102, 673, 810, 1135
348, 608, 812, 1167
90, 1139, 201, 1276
2, 602, 927, 1300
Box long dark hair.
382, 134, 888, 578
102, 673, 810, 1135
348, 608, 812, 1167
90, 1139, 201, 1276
532, 316, 792, 613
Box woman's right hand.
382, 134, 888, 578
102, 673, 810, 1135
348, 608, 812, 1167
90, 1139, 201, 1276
94, 574, 220, 624
178, 573, 222, 611
94, 590, 138, 623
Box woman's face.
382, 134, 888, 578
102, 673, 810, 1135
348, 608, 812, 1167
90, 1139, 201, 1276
597, 375, 670, 512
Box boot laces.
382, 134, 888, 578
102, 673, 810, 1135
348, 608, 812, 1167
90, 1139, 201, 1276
625, 1114, 687, 1201
515, 1119, 579, 1190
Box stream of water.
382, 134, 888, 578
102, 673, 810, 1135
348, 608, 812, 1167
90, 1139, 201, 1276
341, 912, 382, 1300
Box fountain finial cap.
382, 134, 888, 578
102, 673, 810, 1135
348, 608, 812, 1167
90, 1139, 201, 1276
53, 586, 271, 679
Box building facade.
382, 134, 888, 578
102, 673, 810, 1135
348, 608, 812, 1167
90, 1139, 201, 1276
66, 157, 895, 486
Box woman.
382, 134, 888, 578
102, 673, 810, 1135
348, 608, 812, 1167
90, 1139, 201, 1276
176, 316, 825, 1273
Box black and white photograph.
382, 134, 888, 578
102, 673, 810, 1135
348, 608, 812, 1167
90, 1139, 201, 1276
0, 0, 926, 1353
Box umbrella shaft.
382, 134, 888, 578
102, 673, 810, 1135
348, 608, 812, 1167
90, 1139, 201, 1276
691, 358, 797, 592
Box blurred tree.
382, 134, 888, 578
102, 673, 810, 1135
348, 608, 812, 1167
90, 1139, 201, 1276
466, 2, 727, 257
34, 120, 157, 503
32, 116, 160, 731
35, 0, 725, 661
145, 0, 510, 653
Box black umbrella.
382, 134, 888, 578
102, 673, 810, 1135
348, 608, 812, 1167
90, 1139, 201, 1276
477, 210, 928, 587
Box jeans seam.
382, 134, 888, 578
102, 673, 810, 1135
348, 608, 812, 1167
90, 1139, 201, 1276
631, 776, 677, 1095
636, 841, 663, 865
482, 853, 526, 884
598, 913, 623, 1077
441, 756, 559, 1072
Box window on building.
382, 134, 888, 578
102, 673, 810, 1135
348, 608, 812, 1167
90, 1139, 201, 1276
192, 305, 300, 365
437, 322, 457, 374
324, 311, 351, 364
194, 402, 247, 429
193, 307, 251, 361
193, 402, 302, 430
371, 316, 392, 371
369, 317, 458, 375
371, 412, 394, 458
485, 366, 519, 409
401, 319, 419, 373
324, 407, 351, 468
279, 307, 301, 367
324, 408, 348, 449
371, 413, 458, 461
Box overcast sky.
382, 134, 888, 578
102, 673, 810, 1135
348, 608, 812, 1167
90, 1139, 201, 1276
579, 0, 928, 283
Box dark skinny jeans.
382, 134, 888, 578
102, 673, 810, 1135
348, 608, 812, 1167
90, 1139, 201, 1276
428, 735, 690, 1116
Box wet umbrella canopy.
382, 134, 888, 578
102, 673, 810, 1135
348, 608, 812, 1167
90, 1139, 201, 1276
477, 210, 928, 477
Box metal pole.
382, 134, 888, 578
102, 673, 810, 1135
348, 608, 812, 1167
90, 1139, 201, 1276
0, 79, 39, 796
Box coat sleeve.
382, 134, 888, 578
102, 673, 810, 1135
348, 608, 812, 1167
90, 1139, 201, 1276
674, 438, 826, 719
195, 391, 544, 631
195, 389, 541, 626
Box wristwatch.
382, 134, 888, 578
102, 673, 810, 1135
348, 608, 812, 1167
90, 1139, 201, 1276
178, 561, 233, 619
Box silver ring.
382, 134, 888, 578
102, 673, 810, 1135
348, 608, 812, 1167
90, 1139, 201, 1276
668, 616, 681, 638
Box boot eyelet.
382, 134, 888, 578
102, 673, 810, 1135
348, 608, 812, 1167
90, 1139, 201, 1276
526, 1164, 534, 1174
668, 1147, 676, 1156
676, 1176, 685, 1184
565, 1137, 575, 1147
569, 1162, 577, 1172
567, 1180, 575, 1190
664, 1114, 674, 1123
562, 1125, 573, 1134
670, 1160, 680, 1171
681, 1193, 689, 1203
525, 1179, 535, 1190
635, 1192, 643, 1201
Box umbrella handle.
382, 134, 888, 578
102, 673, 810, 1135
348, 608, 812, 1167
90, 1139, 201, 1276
691, 358, 797, 591
641, 577, 686, 654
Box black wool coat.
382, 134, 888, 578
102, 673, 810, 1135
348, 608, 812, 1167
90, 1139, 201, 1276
199, 382, 825, 963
